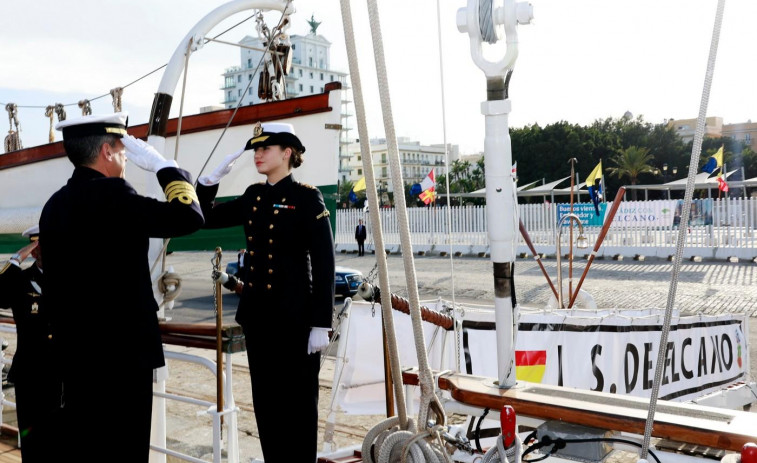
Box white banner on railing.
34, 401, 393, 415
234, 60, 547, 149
463, 309, 749, 402
333, 302, 750, 416
607, 200, 678, 228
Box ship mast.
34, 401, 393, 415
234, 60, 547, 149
457, 0, 533, 388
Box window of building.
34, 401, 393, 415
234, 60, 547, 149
237, 75, 242, 83
248, 88, 252, 95
310, 72, 314, 79
248, 74, 252, 81
310, 85, 314, 93
320, 73, 324, 80
330, 74, 334, 82
746, 133, 753, 144
299, 84, 303, 91
319, 59, 324, 68
299, 69, 303, 76
309, 57, 313, 67
358, 169, 363, 175
247, 58, 252, 68
238, 89, 242, 97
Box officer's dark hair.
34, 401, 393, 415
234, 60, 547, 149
284, 145, 304, 169
63, 134, 121, 167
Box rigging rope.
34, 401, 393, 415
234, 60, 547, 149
338, 3, 409, 452
639, 0, 726, 459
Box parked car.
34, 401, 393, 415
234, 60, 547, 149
224, 262, 363, 298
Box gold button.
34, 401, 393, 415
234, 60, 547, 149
274, 210, 279, 215
269, 239, 273, 244
250, 267, 254, 271
247, 236, 252, 241
253, 207, 257, 212
269, 224, 274, 230
48, 334, 53, 340
256, 196, 261, 201
250, 251, 254, 256
282, 198, 286, 202
268, 269, 273, 274
266, 284, 272, 290
248, 282, 253, 287
248, 220, 252, 225
268, 254, 272, 260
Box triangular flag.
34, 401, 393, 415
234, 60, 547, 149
702, 146, 724, 174
352, 177, 366, 192
419, 169, 435, 192
586, 160, 602, 216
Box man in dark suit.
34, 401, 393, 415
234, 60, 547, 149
0, 225, 59, 462
40, 112, 204, 461
355, 218, 367, 256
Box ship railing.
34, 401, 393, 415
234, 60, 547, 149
0, 317, 247, 463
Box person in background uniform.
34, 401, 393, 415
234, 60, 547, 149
39, 113, 204, 462
196, 122, 335, 462
355, 218, 367, 256
0, 225, 59, 462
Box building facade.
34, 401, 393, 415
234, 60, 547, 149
667, 116, 757, 151
220, 19, 352, 178
346, 137, 458, 197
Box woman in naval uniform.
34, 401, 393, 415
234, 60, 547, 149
0, 225, 60, 462
196, 122, 335, 463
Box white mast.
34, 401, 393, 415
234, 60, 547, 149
457, 0, 533, 388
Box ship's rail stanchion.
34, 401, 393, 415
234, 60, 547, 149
153, 321, 246, 463
0, 319, 19, 446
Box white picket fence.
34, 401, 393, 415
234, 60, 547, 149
335, 198, 757, 260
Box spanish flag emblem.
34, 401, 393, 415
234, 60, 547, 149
515, 350, 546, 383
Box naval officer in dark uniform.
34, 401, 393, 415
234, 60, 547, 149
196, 122, 335, 462
40, 112, 204, 462
0, 225, 60, 462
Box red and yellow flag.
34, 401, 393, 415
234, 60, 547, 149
419, 188, 436, 205
515, 350, 546, 383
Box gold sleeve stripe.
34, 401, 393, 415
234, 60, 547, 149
0, 261, 10, 275
165, 181, 199, 205
316, 210, 331, 220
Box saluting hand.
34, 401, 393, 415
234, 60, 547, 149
122, 135, 178, 173
198, 147, 246, 186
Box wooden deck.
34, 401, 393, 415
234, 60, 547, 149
0, 438, 20, 462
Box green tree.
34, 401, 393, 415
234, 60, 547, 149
606, 146, 656, 200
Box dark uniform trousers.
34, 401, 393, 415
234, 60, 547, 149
197, 174, 335, 462
40, 166, 204, 462
0, 263, 60, 462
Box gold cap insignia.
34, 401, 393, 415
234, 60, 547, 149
253, 122, 263, 137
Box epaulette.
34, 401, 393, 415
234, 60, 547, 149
300, 182, 317, 190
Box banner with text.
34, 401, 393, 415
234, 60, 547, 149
462, 310, 748, 402
557, 203, 607, 227
607, 200, 677, 228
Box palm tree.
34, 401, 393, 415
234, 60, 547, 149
606, 146, 656, 200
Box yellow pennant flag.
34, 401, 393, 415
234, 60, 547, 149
352, 177, 366, 192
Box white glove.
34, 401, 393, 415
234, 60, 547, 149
307, 327, 331, 354
122, 135, 178, 172
198, 148, 245, 186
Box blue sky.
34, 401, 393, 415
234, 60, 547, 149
1, 0, 754, 154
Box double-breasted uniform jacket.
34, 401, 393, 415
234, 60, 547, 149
0, 261, 60, 461
196, 174, 335, 331
0, 263, 52, 384
40, 166, 204, 374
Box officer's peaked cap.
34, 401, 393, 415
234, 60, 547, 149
56, 112, 129, 140
22, 225, 39, 242
245, 122, 305, 153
